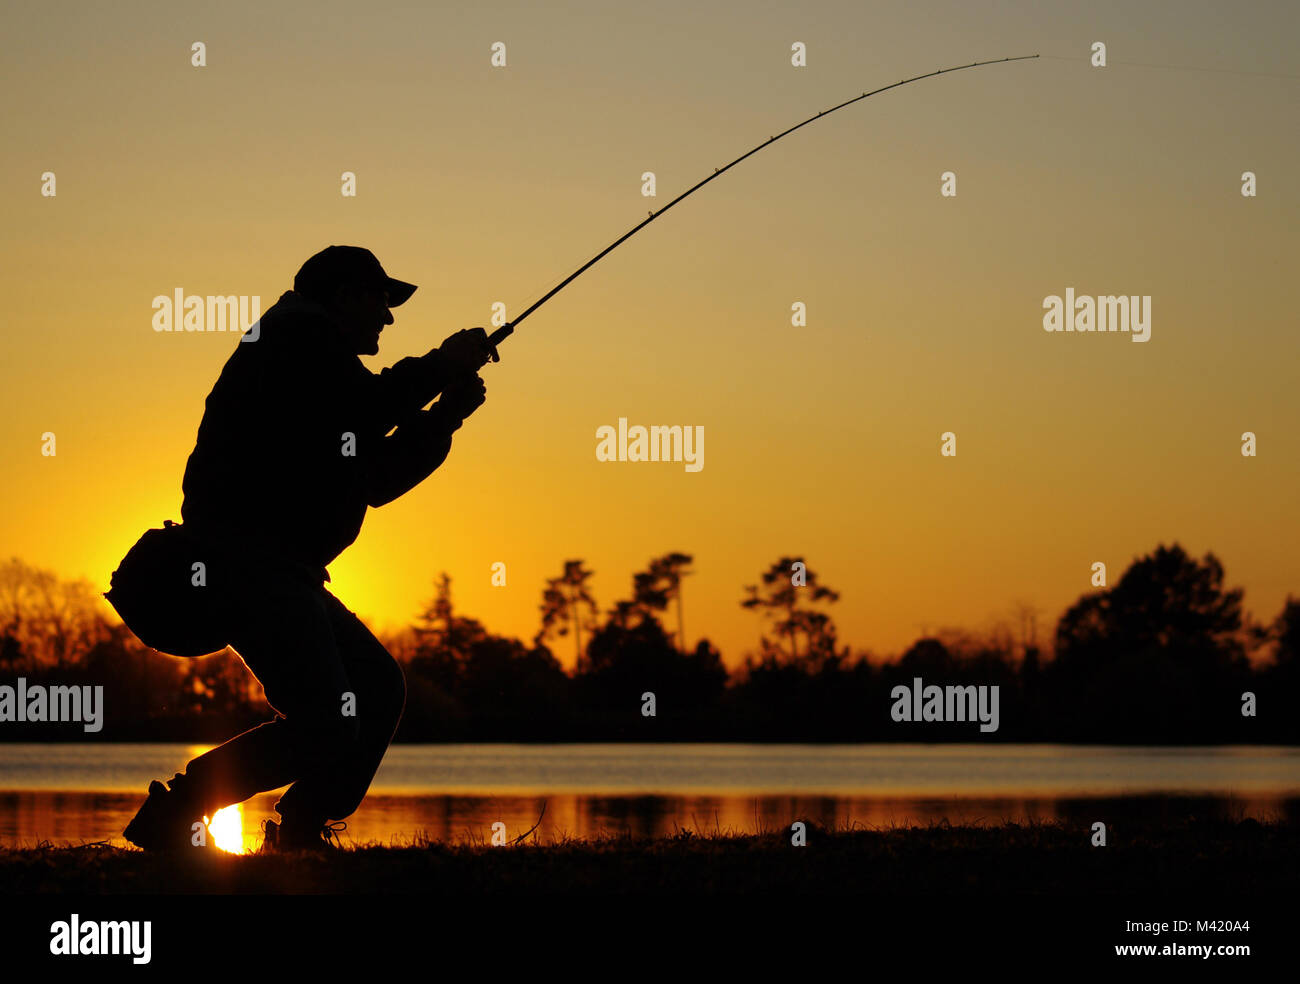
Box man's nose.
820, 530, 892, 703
383, 308, 394, 325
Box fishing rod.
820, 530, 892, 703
482, 53, 1039, 356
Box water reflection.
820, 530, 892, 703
1, 790, 1295, 854
4, 744, 1298, 852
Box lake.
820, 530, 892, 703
2, 743, 1297, 854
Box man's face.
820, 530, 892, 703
332, 282, 394, 355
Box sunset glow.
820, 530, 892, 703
205, 805, 245, 854
3, 3, 1296, 668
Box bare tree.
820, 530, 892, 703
0, 558, 108, 670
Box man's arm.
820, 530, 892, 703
363, 374, 487, 508
364, 349, 448, 436
365, 327, 501, 435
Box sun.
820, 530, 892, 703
203, 804, 246, 854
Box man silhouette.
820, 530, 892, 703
123, 245, 495, 851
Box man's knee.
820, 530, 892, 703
315, 656, 404, 744
338, 623, 406, 719
284, 707, 362, 766
350, 653, 405, 732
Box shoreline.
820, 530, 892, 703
3, 818, 1294, 895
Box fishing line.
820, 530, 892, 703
482, 54, 1040, 355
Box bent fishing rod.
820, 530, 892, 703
479, 53, 1038, 358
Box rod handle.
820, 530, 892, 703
487, 322, 514, 355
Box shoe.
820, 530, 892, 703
262, 818, 347, 853
123, 779, 217, 852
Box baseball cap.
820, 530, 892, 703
293, 245, 418, 307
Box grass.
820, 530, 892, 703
2, 817, 1294, 894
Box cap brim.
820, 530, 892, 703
385, 278, 417, 307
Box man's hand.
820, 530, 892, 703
438, 327, 500, 374
439, 372, 487, 422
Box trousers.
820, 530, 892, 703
171, 558, 406, 827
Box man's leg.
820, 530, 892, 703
272, 589, 406, 824
169, 576, 359, 825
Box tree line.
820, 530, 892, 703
1, 543, 1296, 742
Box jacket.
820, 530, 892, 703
179, 290, 463, 573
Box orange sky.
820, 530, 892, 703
2, 1, 1297, 670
